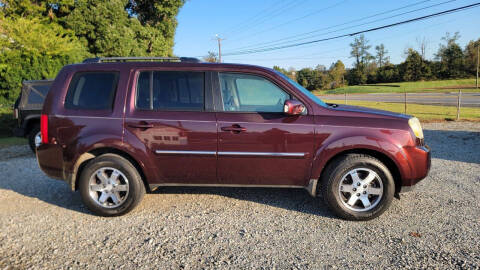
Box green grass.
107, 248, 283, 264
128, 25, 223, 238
0, 137, 27, 148
314, 78, 479, 95
325, 99, 480, 121
0, 105, 16, 137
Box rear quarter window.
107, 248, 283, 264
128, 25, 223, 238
65, 72, 119, 110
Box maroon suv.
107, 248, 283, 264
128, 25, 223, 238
37, 57, 430, 220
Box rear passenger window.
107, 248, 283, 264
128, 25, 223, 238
136, 71, 204, 111
65, 72, 119, 110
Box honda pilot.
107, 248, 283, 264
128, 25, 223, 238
36, 57, 430, 220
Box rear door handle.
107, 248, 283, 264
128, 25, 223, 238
221, 125, 247, 133
128, 123, 154, 129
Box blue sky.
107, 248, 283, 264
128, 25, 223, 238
174, 0, 480, 70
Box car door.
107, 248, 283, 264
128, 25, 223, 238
125, 70, 217, 184
215, 72, 315, 186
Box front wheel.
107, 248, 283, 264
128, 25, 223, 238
321, 154, 395, 221
79, 154, 145, 216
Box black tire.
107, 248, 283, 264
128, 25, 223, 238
79, 154, 146, 216
28, 124, 40, 153
320, 154, 395, 221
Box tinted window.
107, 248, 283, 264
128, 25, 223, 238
136, 71, 204, 111
65, 72, 119, 110
27, 84, 51, 104
219, 73, 289, 112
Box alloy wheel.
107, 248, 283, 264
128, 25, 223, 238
338, 168, 383, 212
88, 167, 130, 208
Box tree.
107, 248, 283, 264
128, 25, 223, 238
416, 36, 428, 60
464, 39, 480, 76
346, 64, 367, 85
436, 32, 465, 78
296, 68, 324, 90
403, 48, 431, 81
375, 44, 389, 68
315, 64, 326, 72
0, 0, 184, 104
350, 35, 373, 67
0, 16, 88, 103
328, 60, 346, 88
376, 64, 401, 83
349, 35, 373, 85
203, 51, 218, 63
273, 65, 288, 75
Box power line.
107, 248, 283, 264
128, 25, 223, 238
229, 0, 456, 52
222, 3, 480, 57
224, 15, 460, 64
222, 0, 305, 38
226, 0, 461, 52
228, 0, 348, 42
220, 1, 287, 37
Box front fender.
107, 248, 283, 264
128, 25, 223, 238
310, 135, 412, 182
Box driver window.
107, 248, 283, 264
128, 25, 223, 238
219, 73, 290, 112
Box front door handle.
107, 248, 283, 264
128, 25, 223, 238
221, 124, 247, 133
128, 122, 154, 129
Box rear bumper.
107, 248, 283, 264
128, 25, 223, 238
400, 145, 431, 192
36, 143, 68, 182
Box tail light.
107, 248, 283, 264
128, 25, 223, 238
40, 114, 49, 144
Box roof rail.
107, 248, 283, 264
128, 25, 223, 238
82, 57, 201, 63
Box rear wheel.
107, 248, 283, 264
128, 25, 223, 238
28, 124, 41, 153
79, 154, 145, 216
320, 154, 395, 221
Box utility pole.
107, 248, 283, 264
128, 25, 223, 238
476, 42, 479, 89
214, 34, 225, 63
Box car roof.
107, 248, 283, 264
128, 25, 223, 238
66, 57, 274, 73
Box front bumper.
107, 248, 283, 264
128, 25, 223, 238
400, 144, 431, 193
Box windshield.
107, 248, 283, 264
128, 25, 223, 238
274, 71, 327, 107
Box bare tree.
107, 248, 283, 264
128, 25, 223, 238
350, 34, 373, 67
203, 51, 218, 63
375, 44, 389, 68
416, 36, 429, 60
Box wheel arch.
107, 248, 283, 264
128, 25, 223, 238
318, 148, 403, 195
72, 147, 150, 192
23, 115, 40, 135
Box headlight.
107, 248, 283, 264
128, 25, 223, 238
408, 117, 424, 139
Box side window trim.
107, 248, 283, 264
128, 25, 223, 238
134, 70, 207, 112
217, 72, 291, 113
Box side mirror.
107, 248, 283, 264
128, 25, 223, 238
284, 99, 306, 116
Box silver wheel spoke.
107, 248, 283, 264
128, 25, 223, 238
368, 187, 382, 195
113, 184, 128, 192
97, 171, 109, 184
350, 171, 361, 183
89, 167, 130, 209
347, 195, 359, 206
111, 193, 120, 204
109, 171, 120, 183
338, 167, 383, 212
362, 172, 376, 185
98, 192, 109, 204
90, 185, 104, 192
360, 196, 371, 208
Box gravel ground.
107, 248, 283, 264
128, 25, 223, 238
0, 122, 479, 269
